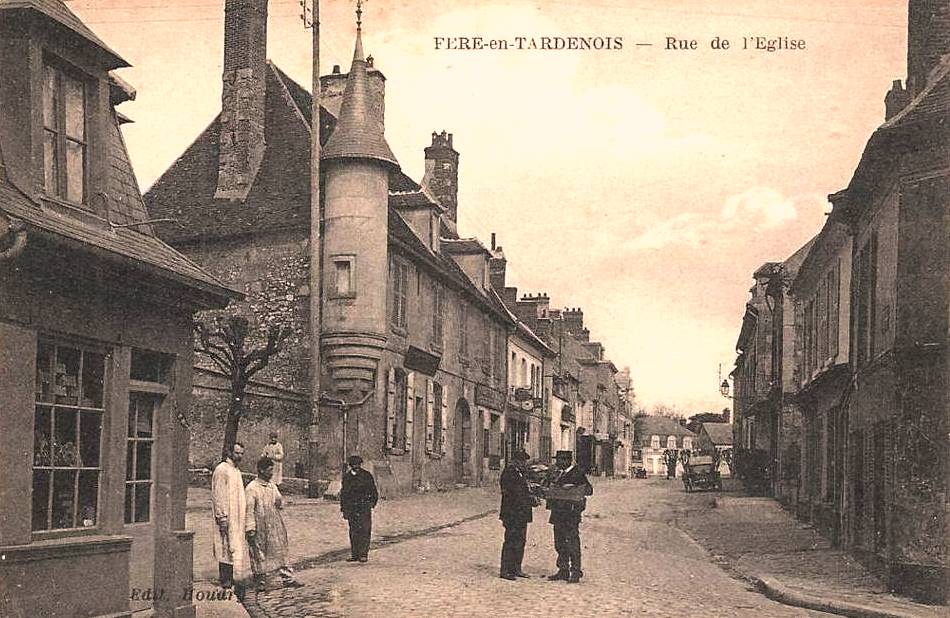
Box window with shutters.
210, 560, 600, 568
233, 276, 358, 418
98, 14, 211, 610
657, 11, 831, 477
43, 62, 87, 205
431, 382, 443, 456
828, 261, 840, 359
854, 234, 878, 367
432, 283, 444, 346
33, 340, 105, 532
458, 304, 469, 357
391, 369, 408, 453
390, 260, 410, 330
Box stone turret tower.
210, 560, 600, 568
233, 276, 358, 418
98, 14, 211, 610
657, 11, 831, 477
320, 10, 399, 397
422, 131, 459, 223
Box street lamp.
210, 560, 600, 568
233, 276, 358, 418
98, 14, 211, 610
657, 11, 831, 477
720, 379, 731, 399
718, 363, 733, 399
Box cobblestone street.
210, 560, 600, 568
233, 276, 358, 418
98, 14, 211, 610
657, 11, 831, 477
241, 478, 814, 617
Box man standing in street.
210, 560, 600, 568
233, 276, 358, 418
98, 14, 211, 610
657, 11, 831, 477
212, 442, 250, 599
545, 450, 593, 584
261, 431, 284, 486
340, 455, 379, 563
499, 450, 536, 580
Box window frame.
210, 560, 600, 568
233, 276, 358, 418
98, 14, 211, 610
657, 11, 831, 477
330, 254, 357, 300
42, 58, 88, 206
390, 259, 410, 330
432, 282, 444, 346
125, 391, 160, 525
32, 339, 107, 535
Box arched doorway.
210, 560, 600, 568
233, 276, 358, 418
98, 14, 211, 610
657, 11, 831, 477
455, 399, 472, 485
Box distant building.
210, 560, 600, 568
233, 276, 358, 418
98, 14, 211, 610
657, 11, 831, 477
633, 416, 697, 477
696, 422, 733, 476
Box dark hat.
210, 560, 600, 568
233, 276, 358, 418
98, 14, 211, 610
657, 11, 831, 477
347, 454, 363, 466
555, 450, 573, 459
512, 450, 530, 462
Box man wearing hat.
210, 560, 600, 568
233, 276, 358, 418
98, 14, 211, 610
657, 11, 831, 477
545, 450, 593, 583
499, 450, 536, 580
340, 455, 379, 563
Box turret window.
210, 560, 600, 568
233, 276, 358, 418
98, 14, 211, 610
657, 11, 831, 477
331, 255, 356, 299
43, 63, 87, 205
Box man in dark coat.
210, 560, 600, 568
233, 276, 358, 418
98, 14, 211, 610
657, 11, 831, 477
545, 450, 593, 583
499, 450, 536, 580
340, 455, 379, 563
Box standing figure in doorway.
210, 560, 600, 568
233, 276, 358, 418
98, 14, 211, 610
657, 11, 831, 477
340, 455, 379, 563
211, 442, 251, 599
261, 431, 284, 486
545, 450, 593, 584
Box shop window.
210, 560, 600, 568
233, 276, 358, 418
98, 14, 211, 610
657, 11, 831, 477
43, 62, 87, 205
33, 341, 105, 531
125, 393, 157, 523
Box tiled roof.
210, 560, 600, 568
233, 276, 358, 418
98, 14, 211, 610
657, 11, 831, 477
634, 416, 697, 443
389, 209, 511, 326
883, 56, 950, 130
0, 0, 128, 69
146, 64, 324, 244
147, 62, 425, 245
700, 422, 733, 446
321, 29, 398, 168
0, 181, 236, 302
441, 237, 491, 255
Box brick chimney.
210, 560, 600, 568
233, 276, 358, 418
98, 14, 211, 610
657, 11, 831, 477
563, 308, 584, 335
489, 241, 507, 291
422, 131, 459, 222
885, 79, 911, 120
215, 0, 268, 200
907, 0, 950, 97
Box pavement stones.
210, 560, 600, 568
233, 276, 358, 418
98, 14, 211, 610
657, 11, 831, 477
242, 478, 810, 617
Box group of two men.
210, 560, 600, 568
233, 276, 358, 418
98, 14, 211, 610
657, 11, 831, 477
211, 443, 377, 597
500, 449, 593, 583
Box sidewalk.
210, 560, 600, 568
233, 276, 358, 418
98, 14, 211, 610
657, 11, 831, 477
677, 480, 947, 618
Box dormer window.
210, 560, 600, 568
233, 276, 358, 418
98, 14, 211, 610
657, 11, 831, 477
43, 62, 87, 205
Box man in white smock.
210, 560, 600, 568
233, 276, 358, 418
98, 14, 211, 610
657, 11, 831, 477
212, 442, 250, 599
261, 432, 284, 485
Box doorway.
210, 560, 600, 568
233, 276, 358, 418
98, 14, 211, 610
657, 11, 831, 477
454, 399, 472, 484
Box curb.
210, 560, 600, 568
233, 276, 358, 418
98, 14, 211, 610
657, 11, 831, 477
754, 576, 931, 618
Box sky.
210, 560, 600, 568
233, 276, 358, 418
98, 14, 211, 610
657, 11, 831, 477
68, 0, 908, 414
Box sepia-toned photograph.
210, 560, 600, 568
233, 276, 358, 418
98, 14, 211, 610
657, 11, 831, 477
0, 1, 947, 616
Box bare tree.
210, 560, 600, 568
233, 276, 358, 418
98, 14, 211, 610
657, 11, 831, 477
194, 316, 292, 458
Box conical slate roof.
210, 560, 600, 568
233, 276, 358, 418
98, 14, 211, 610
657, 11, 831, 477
322, 26, 398, 168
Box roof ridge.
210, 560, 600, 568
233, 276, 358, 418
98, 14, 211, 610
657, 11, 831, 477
267, 61, 311, 134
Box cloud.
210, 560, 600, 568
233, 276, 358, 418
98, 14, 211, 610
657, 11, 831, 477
622, 213, 710, 251
721, 187, 799, 229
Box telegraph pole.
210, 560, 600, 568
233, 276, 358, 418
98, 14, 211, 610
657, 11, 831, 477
302, 0, 323, 497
